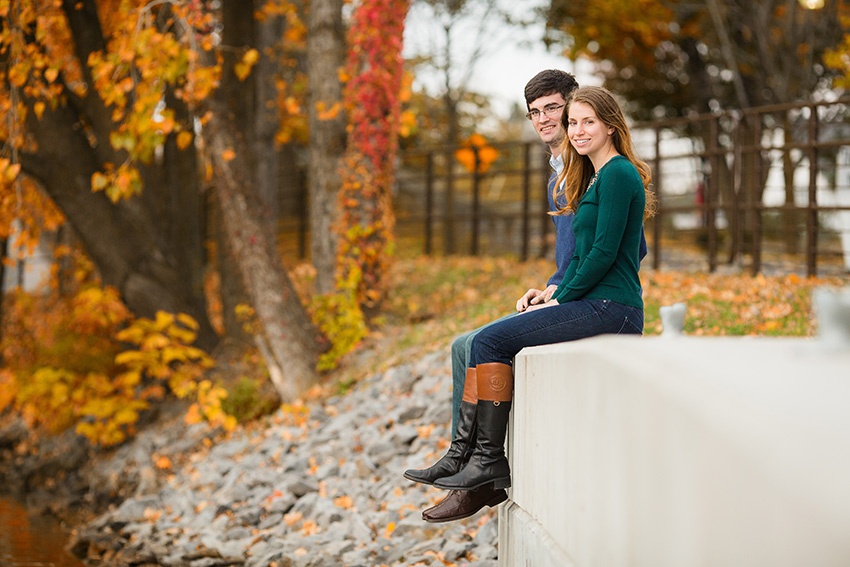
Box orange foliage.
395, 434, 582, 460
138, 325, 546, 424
454, 133, 499, 174
335, 0, 409, 308
308, 0, 409, 371
0, 248, 230, 446
0, 0, 220, 204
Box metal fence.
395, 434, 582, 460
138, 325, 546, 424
395, 98, 850, 276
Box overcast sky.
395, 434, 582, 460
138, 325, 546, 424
402, 0, 599, 119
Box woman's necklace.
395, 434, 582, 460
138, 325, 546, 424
587, 154, 619, 190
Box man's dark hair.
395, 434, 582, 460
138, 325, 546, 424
524, 69, 578, 108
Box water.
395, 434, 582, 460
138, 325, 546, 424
0, 495, 83, 567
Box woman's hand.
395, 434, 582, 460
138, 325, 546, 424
516, 284, 558, 312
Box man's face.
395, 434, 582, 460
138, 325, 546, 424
528, 93, 567, 152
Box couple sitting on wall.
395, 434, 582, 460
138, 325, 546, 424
403, 70, 655, 522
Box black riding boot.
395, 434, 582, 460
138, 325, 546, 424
403, 368, 478, 485
434, 362, 513, 491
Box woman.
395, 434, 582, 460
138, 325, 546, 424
404, 86, 656, 502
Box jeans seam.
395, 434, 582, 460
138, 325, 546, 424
486, 303, 603, 349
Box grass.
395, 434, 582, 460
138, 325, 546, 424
300, 255, 849, 396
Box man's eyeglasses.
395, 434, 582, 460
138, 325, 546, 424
526, 104, 565, 122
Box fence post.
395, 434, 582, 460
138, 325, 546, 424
425, 150, 434, 255
652, 126, 662, 270
807, 105, 820, 277
471, 146, 481, 255
445, 148, 456, 255
522, 142, 531, 262
708, 117, 719, 272
751, 116, 762, 275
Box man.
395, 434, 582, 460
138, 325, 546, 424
409, 69, 580, 523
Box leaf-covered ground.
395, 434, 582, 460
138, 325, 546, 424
314, 256, 849, 394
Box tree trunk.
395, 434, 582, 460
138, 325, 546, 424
213, 0, 326, 400
0, 236, 6, 364
254, 13, 284, 221
307, 0, 346, 294
204, 103, 326, 401
215, 0, 262, 342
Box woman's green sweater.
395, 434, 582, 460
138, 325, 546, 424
552, 155, 646, 309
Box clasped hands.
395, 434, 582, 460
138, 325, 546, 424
515, 284, 559, 313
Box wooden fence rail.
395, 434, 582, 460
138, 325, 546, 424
394, 98, 850, 276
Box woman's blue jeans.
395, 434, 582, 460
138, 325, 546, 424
449, 299, 642, 436
470, 298, 643, 368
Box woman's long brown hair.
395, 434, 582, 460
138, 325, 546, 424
553, 86, 657, 220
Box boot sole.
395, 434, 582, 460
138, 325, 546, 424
422, 490, 508, 523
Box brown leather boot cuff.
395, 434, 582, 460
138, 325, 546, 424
476, 362, 513, 402
462, 368, 478, 403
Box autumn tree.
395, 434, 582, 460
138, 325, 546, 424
546, 0, 848, 257
0, 0, 325, 402
546, 0, 846, 119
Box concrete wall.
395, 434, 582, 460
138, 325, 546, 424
500, 335, 850, 566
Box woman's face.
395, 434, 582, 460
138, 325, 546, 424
567, 101, 612, 160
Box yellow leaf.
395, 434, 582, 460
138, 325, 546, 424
234, 49, 260, 81
91, 172, 109, 192
176, 131, 193, 150
154, 310, 176, 328
3, 162, 21, 182
333, 495, 353, 509
221, 148, 236, 161
115, 350, 145, 365
416, 424, 434, 438
243, 48, 260, 65
177, 312, 199, 330
316, 101, 342, 120
184, 403, 202, 424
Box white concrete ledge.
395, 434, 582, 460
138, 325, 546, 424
500, 335, 850, 566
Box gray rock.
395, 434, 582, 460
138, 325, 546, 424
257, 512, 284, 531
367, 440, 398, 465
287, 477, 319, 497
390, 424, 419, 446
472, 543, 498, 560
473, 518, 498, 546
442, 537, 474, 561
266, 493, 296, 515
78, 350, 500, 567
111, 495, 162, 523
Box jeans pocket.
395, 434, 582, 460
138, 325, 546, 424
617, 315, 643, 335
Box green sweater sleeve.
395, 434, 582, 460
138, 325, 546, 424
553, 162, 637, 304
